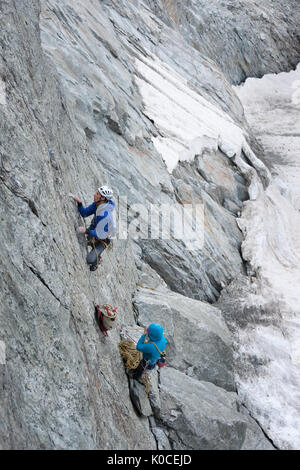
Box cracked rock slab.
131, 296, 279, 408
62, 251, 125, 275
158, 367, 247, 450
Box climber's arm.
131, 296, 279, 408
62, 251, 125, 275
78, 201, 96, 217
136, 335, 153, 354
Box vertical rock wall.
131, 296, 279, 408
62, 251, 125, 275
0, 0, 298, 449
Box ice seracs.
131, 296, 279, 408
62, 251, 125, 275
232, 64, 300, 449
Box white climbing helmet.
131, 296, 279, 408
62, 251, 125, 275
98, 185, 113, 200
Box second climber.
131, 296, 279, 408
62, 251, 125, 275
130, 323, 167, 380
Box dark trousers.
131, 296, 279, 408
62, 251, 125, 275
133, 359, 154, 380
86, 242, 106, 266
86, 238, 110, 266
133, 359, 147, 380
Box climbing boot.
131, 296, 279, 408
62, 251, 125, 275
90, 264, 98, 272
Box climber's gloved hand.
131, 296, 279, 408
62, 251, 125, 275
76, 226, 86, 234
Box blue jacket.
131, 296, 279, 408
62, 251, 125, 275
136, 323, 167, 368
78, 200, 115, 239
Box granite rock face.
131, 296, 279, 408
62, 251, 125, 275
145, 0, 300, 84
158, 367, 248, 450
0, 0, 291, 449
39, 0, 249, 303
0, 0, 155, 450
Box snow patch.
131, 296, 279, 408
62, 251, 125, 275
134, 52, 270, 188
234, 64, 300, 449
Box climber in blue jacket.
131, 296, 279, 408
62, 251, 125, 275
131, 323, 167, 380
71, 186, 115, 271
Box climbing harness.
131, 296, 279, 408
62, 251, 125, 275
91, 238, 103, 268
148, 341, 167, 368
97, 238, 109, 249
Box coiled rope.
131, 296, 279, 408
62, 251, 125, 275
118, 339, 151, 395
118, 340, 142, 372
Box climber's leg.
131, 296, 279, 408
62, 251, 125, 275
132, 359, 148, 380
86, 243, 106, 270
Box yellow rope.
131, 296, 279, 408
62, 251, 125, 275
118, 339, 151, 395
118, 340, 142, 371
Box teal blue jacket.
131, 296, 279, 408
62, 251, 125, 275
136, 323, 167, 367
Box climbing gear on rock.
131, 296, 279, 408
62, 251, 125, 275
98, 185, 113, 200
95, 306, 108, 336
95, 304, 117, 336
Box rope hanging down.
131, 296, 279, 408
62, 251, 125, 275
90, 233, 151, 392
93, 239, 102, 304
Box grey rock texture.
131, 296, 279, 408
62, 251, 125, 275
0, 0, 155, 450
149, 419, 172, 450
145, 0, 300, 84
139, 150, 248, 302
39, 0, 250, 304
158, 368, 275, 450
129, 379, 153, 417
0, 0, 290, 450
158, 367, 247, 450
240, 406, 275, 450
